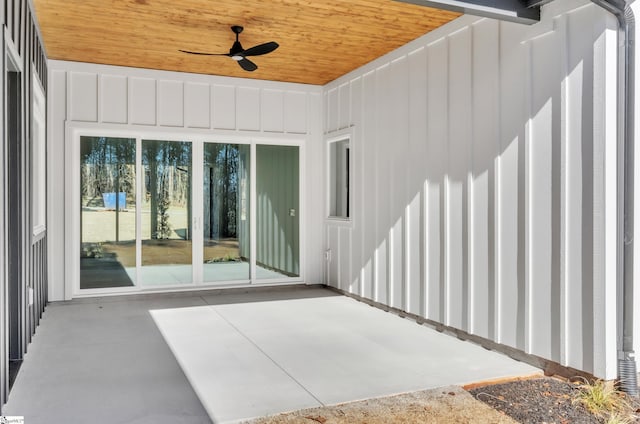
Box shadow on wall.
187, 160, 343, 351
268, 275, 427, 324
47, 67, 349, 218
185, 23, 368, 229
326, 6, 608, 375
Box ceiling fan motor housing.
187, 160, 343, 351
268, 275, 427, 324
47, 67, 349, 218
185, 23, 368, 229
230, 41, 244, 58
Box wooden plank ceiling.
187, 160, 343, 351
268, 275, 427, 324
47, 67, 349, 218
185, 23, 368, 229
33, 0, 460, 85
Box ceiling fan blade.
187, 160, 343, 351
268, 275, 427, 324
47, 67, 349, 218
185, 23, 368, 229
238, 58, 258, 72
179, 49, 228, 56
241, 42, 279, 57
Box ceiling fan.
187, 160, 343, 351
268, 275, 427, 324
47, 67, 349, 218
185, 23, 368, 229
179, 25, 279, 72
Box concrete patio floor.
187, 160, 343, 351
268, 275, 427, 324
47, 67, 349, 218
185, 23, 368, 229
4, 285, 540, 424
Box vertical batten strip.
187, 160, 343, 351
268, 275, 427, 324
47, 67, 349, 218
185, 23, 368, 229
495, 21, 503, 344
422, 178, 429, 318
467, 27, 475, 335
421, 46, 430, 319
404, 202, 411, 310
558, 13, 571, 368
488, 22, 498, 342
494, 21, 502, 346
401, 57, 410, 311
403, 58, 410, 312
515, 36, 527, 353
444, 37, 455, 327
444, 173, 450, 326
551, 25, 564, 366
441, 36, 450, 326
524, 39, 533, 354
387, 227, 393, 306
445, 34, 452, 328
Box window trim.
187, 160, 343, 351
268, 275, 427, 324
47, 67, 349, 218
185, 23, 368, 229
31, 70, 46, 239
325, 128, 353, 223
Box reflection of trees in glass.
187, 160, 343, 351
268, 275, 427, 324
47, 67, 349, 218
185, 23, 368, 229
205, 144, 240, 239
155, 186, 172, 239
80, 137, 135, 207
80, 136, 136, 245
142, 140, 192, 240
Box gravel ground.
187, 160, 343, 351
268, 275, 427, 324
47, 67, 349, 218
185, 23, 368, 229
468, 378, 602, 423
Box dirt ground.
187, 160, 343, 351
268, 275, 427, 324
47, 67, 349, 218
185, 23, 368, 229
100, 238, 240, 267
244, 386, 517, 424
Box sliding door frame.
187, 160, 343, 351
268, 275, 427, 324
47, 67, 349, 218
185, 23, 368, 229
65, 123, 305, 299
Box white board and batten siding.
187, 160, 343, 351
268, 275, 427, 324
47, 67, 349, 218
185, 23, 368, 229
324, 0, 619, 379
47, 60, 324, 301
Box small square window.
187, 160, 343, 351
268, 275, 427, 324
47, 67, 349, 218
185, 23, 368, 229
328, 137, 350, 219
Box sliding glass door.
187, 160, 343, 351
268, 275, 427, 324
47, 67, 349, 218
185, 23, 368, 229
202, 143, 251, 282
256, 145, 299, 279
78, 135, 300, 292
80, 136, 136, 289
140, 140, 193, 285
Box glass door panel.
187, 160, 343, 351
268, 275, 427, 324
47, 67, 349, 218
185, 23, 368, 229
256, 145, 299, 279
203, 143, 250, 282
80, 136, 137, 289
141, 140, 193, 285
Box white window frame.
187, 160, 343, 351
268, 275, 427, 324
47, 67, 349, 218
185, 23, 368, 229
326, 128, 353, 222
32, 71, 46, 239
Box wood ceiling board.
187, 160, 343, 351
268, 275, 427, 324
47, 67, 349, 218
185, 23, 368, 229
33, 0, 460, 85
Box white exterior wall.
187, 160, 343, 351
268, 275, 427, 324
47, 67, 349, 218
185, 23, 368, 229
47, 61, 324, 301
324, 0, 619, 378
635, 0, 640, 373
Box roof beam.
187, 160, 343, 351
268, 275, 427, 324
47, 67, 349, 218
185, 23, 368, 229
394, 0, 540, 24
